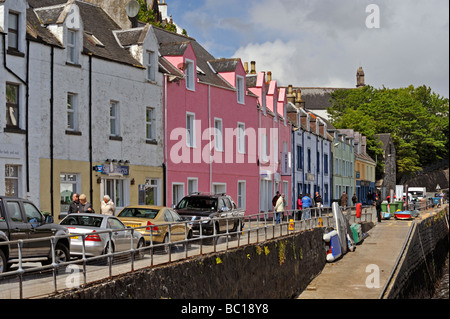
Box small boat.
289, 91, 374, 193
394, 210, 413, 220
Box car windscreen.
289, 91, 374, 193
118, 208, 159, 219
176, 197, 217, 210
61, 215, 104, 227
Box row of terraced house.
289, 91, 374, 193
1, 0, 388, 218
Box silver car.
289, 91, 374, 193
60, 214, 145, 258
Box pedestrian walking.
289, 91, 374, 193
275, 193, 286, 224
352, 193, 358, 205
272, 191, 280, 209
340, 191, 348, 210
78, 194, 95, 214
101, 195, 115, 216
301, 194, 312, 220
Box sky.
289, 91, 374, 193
165, 0, 449, 98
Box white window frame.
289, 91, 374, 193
145, 178, 160, 206
146, 107, 156, 141
6, 82, 20, 128
186, 112, 196, 148
187, 178, 198, 195
67, 93, 78, 131
5, 165, 21, 198
67, 29, 78, 64
172, 183, 185, 207
110, 100, 120, 137
185, 59, 195, 91
237, 181, 246, 210
146, 50, 156, 82
236, 75, 245, 104
213, 183, 226, 195
237, 122, 246, 154
214, 118, 223, 151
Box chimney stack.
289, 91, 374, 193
287, 85, 295, 104
295, 89, 305, 109
250, 61, 256, 74
356, 66, 365, 88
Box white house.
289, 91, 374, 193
1, 0, 164, 217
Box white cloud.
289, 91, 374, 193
170, 0, 449, 97
232, 0, 449, 96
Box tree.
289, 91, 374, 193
328, 85, 449, 180
136, 0, 186, 35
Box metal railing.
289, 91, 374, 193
1, 205, 378, 299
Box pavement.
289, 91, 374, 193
298, 217, 414, 299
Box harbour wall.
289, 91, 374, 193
385, 206, 449, 299
52, 227, 328, 299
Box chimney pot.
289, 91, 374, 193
244, 62, 249, 74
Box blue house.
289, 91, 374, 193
287, 87, 332, 209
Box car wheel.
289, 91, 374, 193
42, 242, 70, 267
162, 234, 170, 254
136, 238, 145, 259
0, 250, 7, 274
101, 241, 115, 265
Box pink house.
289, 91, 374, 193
154, 27, 260, 215
247, 68, 292, 212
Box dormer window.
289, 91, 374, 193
8, 12, 19, 51
67, 29, 78, 64
185, 59, 195, 91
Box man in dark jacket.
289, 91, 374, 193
375, 193, 382, 223
68, 193, 80, 214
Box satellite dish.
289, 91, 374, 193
126, 0, 140, 18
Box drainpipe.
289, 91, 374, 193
1, 33, 30, 193
88, 53, 93, 202
50, 46, 54, 217
25, 40, 30, 193
163, 74, 168, 206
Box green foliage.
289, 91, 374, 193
136, 0, 186, 35
328, 85, 449, 178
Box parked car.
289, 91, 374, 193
59, 214, 145, 259
0, 196, 70, 273
117, 206, 192, 251
174, 193, 245, 240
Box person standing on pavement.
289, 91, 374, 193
301, 194, 312, 220
375, 193, 382, 223
297, 194, 303, 220
275, 193, 286, 224
101, 195, 115, 216
340, 191, 348, 210
314, 192, 322, 217
78, 194, 95, 214
352, 193, 358, 206
68, 193, 80, 214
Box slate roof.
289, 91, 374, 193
26, 0, 143, 67
290, 87, 352, 110
153, 26, 235, 90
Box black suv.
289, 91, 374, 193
174, 193, 245, 238
0, 196, 70, 273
